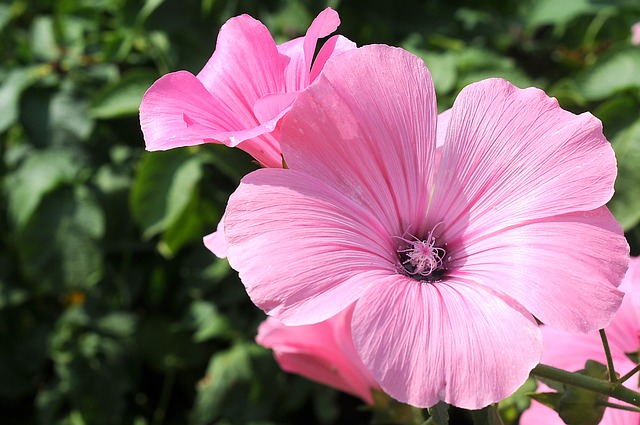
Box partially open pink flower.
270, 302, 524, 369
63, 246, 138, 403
139, 8, 355, 168
632, 22, 640, 46
521, 257, 640, 425
256, 304, 380, 404
223, 45, 628, 408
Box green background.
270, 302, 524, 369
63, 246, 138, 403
1, 0, 640, 423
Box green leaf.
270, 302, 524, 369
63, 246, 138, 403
526, 0, 604, 28
89, 69, 158, 119
17, 186, 105, 291
50, 84, 95, 144
0, 68, 37, 133
578, 49, 640, 101
185, 300, 233, 342
30, 15, 59, 61
95, 313, 137, 338
130, 149, 204, 239
5, 148, 83, 229
609, 117, 640, 229
159, 189, 217, 258
190, 343, 257, 425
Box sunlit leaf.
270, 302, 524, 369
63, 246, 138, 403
89, 69, 158, 119
578, 49, 640, 101
5, 148, 83, 229
130, 149, 203, 239
609, 117, 640, 229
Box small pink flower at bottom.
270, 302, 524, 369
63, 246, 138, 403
256, 304, 380, 404
521, 257, 640, 425
223, 45, 628, 408
139, 8, 355, 168
632, 22, 640, 46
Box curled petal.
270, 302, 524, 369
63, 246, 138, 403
256, 305, 379, 403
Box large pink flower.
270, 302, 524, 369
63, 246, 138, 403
139, 8, 355, 168
521, 257, 640, 425
222, 45, 629, 408
256, 304, 380, 404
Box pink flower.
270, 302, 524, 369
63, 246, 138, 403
632, 22, 640, 46
139, 8, 355, 168
256, 304, 380, 404
222, 45, 628, 408
521, 257, 640, 425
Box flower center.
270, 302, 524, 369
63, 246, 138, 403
396, 228, 446, 281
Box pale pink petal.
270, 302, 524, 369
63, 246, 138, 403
277, 8, 341, 91
203, 215, 227, 258
253, 92, 299, 124
309, 35, 357, 82
280, 45, 437, 237
140, 67, 282, 167
256, 305, 379, 403
603, 258, 640, 356
435, 108, 451, 148
632, 22, 640, 46
140, 71, 224, 150
520, 400, 567, 425
225, 168, 396, 325
197, 14, 286, 102
450, 207, 627, 333
352, 276, 541, 409
430, 78, 618, 240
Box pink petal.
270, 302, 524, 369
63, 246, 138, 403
430, 78, 618, 240
277, 8, 342, 91
352, 276, 541, 409
225, 168, 396, 325
256, 305, 379, 404
632, 22, 640, 46
309, 35, 357, 83
604, 258, 640, 355
451, 207, 627, 333
253, 92, 299, 125
203, 215, 227, 258
197, 14, 286, 103
280, 45, 437, 237
139, 68, 283, 167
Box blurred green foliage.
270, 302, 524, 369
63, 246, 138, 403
1, 0, 639, 424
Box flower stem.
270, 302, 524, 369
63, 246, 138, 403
599, 329, 617, 382
598, 400, 640, 413
531, 364, 640, 407
620, 363, 640, 385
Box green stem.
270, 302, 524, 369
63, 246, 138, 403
620, 363, 640, 385
531, 364, 640, 407
599, 329, 617, 382
598, 400, 640, 413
